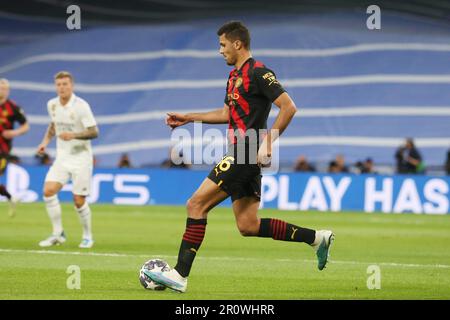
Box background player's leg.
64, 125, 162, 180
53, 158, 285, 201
0, 184, 11, 200
43, 181, 64, 235
72, 166, 94, 248
1, 158, 20, 217
0, 158, 12, 200
0, 183, 17, 217
73, 194, 93, 248
41, 162, 70, 245
39, 181, 66, 247
174, 177, 228, 278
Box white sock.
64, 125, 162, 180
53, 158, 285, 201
76, 202, 92, 240
44, 195, 63, 236
312, 230, 322, 246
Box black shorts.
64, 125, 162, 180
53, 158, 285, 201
207, 152, 262, 202
0, 154, 8, 176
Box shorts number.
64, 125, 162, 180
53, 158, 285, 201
214, 156, 234, 176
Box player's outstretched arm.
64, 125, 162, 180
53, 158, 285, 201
37, 122, 55, 155
1, 122, 30, 140
166, 104, 229, 129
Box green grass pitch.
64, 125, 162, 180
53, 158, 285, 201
1, 202, 450, 299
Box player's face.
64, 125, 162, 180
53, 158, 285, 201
219, 34, 238, 66
0, 82, 10, 101
55, 77, 74, 100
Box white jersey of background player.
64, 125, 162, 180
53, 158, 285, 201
37, 71, 99, 249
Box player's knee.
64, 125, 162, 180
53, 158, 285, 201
237, 222, 258, 237
73, 195, 86, 208
43, 186, 57, 198
186, 197, 207, 218
238, 227, 255, 237
186, 197, 196, 212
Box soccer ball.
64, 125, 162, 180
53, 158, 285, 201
139, 259, 170, 291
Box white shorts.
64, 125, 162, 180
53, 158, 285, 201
45, 161, 93, 196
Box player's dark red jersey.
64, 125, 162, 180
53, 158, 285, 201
0, 99, 27, 155
224, 57, 285, 146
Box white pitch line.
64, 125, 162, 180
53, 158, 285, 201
0, 248, 449, 269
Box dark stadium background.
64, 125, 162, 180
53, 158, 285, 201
2, 0, 449, 23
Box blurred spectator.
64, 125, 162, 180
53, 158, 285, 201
161, 147, 191, 169
335, 154, 349, 173
328, 160, 340, 173
118, 153, 132, 168
34, 152, 52, 166
446, 150, 450, 175
294, 155, 316, 172
356, 158, 377, 174
395, 138, 425, 174
328, 154, 349, 173
395, 147, 405, 173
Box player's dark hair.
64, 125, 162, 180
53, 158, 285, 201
217, 21, 251, 49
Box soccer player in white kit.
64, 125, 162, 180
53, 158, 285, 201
37, 71, 99, 249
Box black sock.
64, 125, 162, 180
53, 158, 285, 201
258, 218, 316, 244
174, 218, 207, 278
0, 184, 11, 200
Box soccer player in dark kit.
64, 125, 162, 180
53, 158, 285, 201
0, 78, 30, 217
148, 21, 334, 292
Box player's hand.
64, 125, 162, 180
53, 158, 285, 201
257, 139, 272, 167
2, 130, 17, 140
37, 143, 47, 155
166, 112, 190, 129
59, 132, 75, 141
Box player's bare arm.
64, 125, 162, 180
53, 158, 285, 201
59, 125, 99, 141
166, 103, 229, 129
37, 122, 56, 154
2, 122, 30, 140
257, 92, 297, 166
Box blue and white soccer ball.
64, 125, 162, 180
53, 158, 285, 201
139, 259, 170, 291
